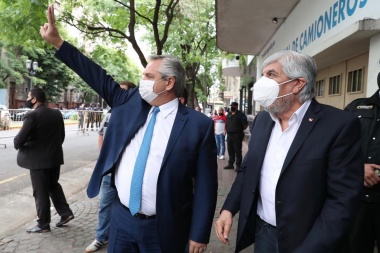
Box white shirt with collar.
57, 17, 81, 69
257, 99, 311, 226
115, 98, 179, 215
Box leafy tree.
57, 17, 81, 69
161, 0, 221, 108
90, 45, 141, 85
58, 0, 221, 108
22, 47, 75, 103
0, 43, 27, 88
59, 0, 180, 67
0, 0, 53, 48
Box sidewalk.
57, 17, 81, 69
0, 142, 252, 253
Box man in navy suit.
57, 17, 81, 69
215, 50, 363, 253
40, 5, 217, 253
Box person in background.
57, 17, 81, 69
94, 103, 103, 131
14, 88, 74, 233
223, 102, 248, 171
195, 106, 201, 112
77, 103, 85, 131
343, 72, 380, 253
215, 50, 363, 253
41, 6, 217, 253
86, 81, 136, 253
179, 87, 188, 105
214, 107, 226, 160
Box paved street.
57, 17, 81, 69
0, 128, 252, 253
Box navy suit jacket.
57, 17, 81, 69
222, 100, 363, 253
56, 42, 218, 252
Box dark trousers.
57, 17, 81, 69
87, 112, 94, 129
227, 132, 244, 166
343, 201, 380, 253
108, 200, 161, 253
30, 167, 72, 229
254, 216, 279, 253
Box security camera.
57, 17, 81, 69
235, 55, 240, 60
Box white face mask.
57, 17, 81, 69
139, 79, 167, 103
253, 76, 295, 107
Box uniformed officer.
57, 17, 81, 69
344, 72, 380, 253
223, 102, 248, 171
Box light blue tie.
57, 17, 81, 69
129, 106, 160, 215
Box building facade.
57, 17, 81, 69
217, 0, 380, 113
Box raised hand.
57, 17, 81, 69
40, 5, 64, 49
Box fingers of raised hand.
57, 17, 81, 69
48, 5, 55, 25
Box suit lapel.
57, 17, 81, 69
161, 104, 188, 167
280, 100, 320, 176
252, 112, 275, 173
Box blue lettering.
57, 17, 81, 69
347, 0, 358, 16
324, 8, 332, 33
284, 0, 368, 54
317, 15, 324, 38
332, 2, 338, 27
302, 30, 308, 50
359, 0, 367, 8
308, 22, 315, 43
339, 0, 346, 23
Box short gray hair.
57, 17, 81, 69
262, 51, 317, 102
149, 55, 186, 97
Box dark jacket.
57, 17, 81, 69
345, 90, 380, 201
222, 100, 363, 253
14, 104, 65, 170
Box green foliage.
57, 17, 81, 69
0, 0, 56, 48
1, 0, 221, 108
22, 47, 74, 103
58, 0, 181, 67
90, 45, 141, 85
0, 43, 28, 88
160, 0, 221, 107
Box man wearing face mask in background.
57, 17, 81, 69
14, 88, 74, 233
215, 50, 363, 253
224, 102, 248, 171
40, 5, 217, 253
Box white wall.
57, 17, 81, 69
260, 0, 379, 59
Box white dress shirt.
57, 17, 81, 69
257, 100, 311, 226
115, 98, 178, 215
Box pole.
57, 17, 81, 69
29, 76, 33, 91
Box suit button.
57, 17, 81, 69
276, 200, 282, 204
252, 191, 255, 194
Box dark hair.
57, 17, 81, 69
30, 88, 46, 103
119, 80, 136, 90
179, 87, 188, 105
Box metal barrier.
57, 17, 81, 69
0, 109, 105, 131
0, 109, 105, 148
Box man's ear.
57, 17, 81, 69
166, 76, 176, 91
293, 78, 306, 95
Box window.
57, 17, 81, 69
328, 75, 341, 95
347, 68, 363, 93
316, 79, 324, 97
